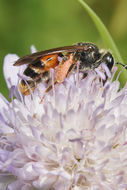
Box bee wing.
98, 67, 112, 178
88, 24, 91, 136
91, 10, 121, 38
13, 45, 88, 66
14, 54, 41, 66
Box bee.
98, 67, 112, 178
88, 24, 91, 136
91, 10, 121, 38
14, 42, 114, 97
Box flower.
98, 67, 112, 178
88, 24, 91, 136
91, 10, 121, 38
1, 48, 127, 190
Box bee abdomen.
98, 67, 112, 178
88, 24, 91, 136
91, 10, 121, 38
19, 71, 50, 96
24, 67, 39, 79
19, 80, 36, 96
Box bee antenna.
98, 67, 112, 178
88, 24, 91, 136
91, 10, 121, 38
116, 62, 127, 69
116, 62, 127, 81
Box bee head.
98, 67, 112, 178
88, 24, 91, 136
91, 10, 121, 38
101, 52, 114, 71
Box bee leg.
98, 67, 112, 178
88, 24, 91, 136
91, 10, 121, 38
40, 80, 58, 103
45, 80, 58, 93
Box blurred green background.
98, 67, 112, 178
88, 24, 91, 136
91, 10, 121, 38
0, 0, 127, 98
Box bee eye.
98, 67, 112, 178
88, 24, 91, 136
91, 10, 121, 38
102, 52, 114, 71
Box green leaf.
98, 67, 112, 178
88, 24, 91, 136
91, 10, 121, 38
78, 0, 127, 85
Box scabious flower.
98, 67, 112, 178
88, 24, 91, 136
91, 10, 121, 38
1, 47, 127, 190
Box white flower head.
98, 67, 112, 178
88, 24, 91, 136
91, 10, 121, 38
0, 48, 127, 190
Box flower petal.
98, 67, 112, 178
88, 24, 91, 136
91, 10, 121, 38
3, 54, 20, 89
30, 45, 37, 53
0, 175, 15, 190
